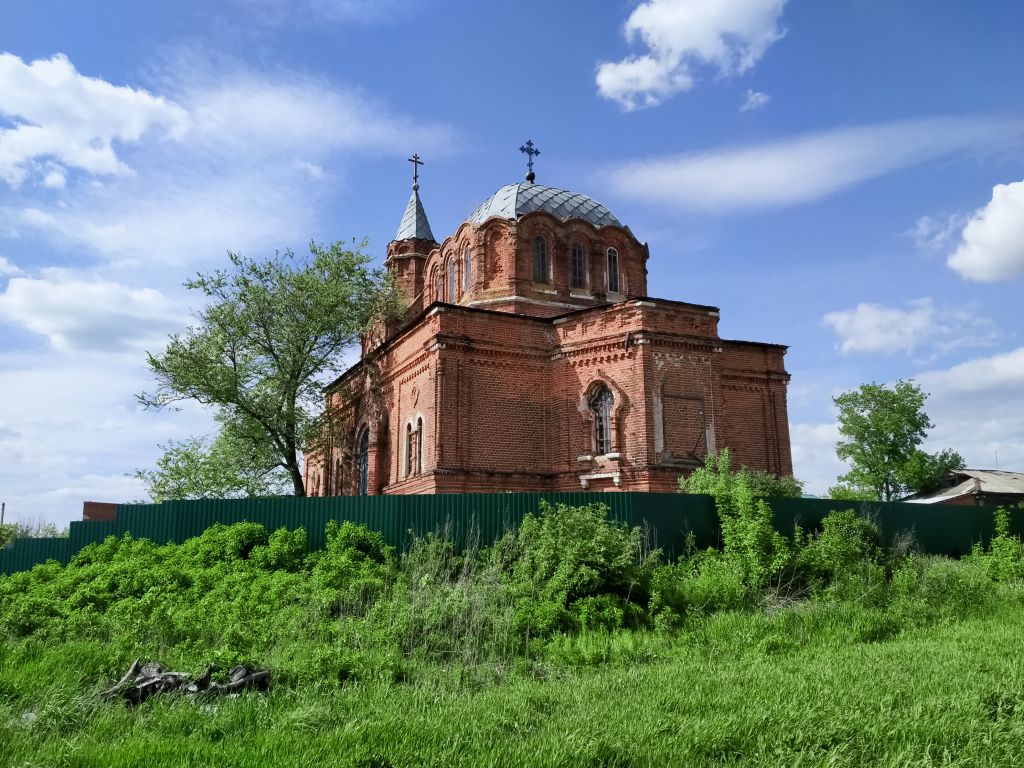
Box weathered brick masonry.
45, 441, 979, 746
306, 177, 792, 496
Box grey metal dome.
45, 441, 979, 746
468, 183, 621, 228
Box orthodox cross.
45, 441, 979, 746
408, 153, 423, 187
519, 139, 540, 181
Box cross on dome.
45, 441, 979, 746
518, 139, 540, 183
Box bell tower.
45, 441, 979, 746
385, 153, 437, 319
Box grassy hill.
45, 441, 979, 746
2, 500, 1022, 766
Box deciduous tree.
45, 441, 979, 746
833, 380, 964, 501
139, 241, 402, 496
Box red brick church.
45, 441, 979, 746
305, 151, 792, 496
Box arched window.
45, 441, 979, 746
416, 417, 424, 473
606, 248, 620, 293
447, 259, 457, 301
464, 247, 472, 292
405, 422, 413, 477
570, 243, 585, 289
589, 386, 614, 456
433, 269, 442, 302
533, 236, 548, 283
357, 428, 370, 495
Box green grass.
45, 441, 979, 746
4, 591, 1024, 767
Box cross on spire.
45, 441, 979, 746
408, 153, 423, 189
519, 139, 540, 182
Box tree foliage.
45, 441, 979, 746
139, 241, 402, 496
133, 419, 291, 503
833, 380, 964, 501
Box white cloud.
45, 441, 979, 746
296, 160, 326, 179
0, 54, 455, 265
823, 298, 999, 358
605, 116, 1024, 212
0, 255, 20, 276
42, 166, 66, 189
0, 272, 187, 352
909, 212, 967, 251
790, 421, 845, 495
740, 89, 770, 112
824, 299, 936, 355
596, 0, 787, 110
947, 179, 1024, 281
0, 351, 215, 527
918, 347, 1024, 472
0, 53, 189, 187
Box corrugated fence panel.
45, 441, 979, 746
0, 493, 1016, 575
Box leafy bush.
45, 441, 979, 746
796, 509, 887, 593
499, 502, 657, 634
680, 448, 803, 500
969, 507, 1024, 582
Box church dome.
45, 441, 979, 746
468, 183, 621, 228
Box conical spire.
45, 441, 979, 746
395, 185, 435, 241
395, 153, 436, 242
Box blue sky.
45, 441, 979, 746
1, 0, 1023, 525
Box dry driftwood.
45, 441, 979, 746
101, 661, 271, 707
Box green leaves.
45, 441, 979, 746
833, 380, 963, 501
133, 421, 290, 502
139, 240, 403, 496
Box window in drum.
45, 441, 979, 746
570, 243, 585, 289
464, 247, 472, 292
447, 259, 457, 301
534, 236, 548, 283
606, 248, 620, 293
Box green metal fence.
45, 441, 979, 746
0, 493, 1016, 576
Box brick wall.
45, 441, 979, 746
306, 204, 792, 497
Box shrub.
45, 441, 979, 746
500, 502, 657, 634
250, 527, 307, 572
310, 521, 396, 608
986, 508, 1024, 582
796, 509, 887, 591
680, 448, 804, 499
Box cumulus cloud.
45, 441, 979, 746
823, 299, 999, 358
0, 272, 186, 352
0, 53, 189, 187
824, 300, 936, 355
596, 0, 787, 110
740, 89, 770, 112
605, 116, 1024, 211
947, 179, 1024, 281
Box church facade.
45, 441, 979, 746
305, 164, 792, 496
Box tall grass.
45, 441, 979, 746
2, 500, 1024, 766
